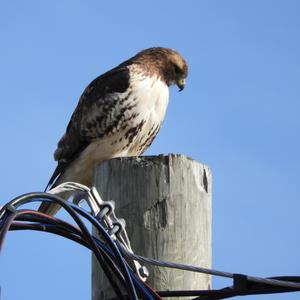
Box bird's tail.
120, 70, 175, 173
38, 191, 71, 216
44, 163, 63, 192
40, 162, 67, 215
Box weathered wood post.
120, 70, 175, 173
92, 154, 212, 299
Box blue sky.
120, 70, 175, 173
1, 1, 300, 299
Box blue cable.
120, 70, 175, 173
93, 236, 155, 300
1, 194, 138, 300
2, 205, 155, 300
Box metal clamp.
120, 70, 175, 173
48, 182, 149, 281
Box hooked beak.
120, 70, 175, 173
177, 78, 186, 92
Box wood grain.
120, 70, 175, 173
92, 154, 212, 300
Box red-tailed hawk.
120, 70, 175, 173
39, 47, 188, 215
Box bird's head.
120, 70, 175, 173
133, 47, 188, 91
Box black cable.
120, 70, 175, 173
0, 196, 131, 300
10, 217, 128, 289
1, 197, 155, 299
9, 216, 159, 299
0, 209, 19, 252
12, 210, 126, 300
1, 193, 300, 300
119, 244, 233, 279
120, 242, 300, 292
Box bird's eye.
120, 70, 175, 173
174, 65, 182, 75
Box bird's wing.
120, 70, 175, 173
45, 66, 131, 190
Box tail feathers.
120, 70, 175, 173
38, 202, 62, 216
44, 162, 67, 192
38, 191, 71, 216
40, 162, 66, 215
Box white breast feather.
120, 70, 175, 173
60, 67, 169, 186
129, 67, 169, 127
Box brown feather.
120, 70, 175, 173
41, 47, 188, 215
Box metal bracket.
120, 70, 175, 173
48, 182, 149, 281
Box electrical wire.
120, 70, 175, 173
119, 242, 233, 279
7, 216, 300, 299
0, 194, 138, 300
1, 191, 300, 300
7, 212, 158, 300
120, 244, 300, 289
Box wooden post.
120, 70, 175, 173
92, 154, 212, 300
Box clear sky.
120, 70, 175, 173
0, 1, 300, 299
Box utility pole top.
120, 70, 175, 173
92, 154, 212, 300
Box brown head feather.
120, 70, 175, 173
121, 47, 188, 87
